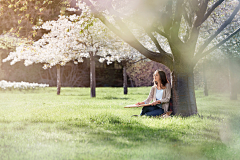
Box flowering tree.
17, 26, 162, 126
2, 13, 90, 95
66, 3, 143, 96
2, 11, 92, 94
3, 2, 133, 97
76, 0, 240, 116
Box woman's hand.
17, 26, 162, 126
151, 100, 161, 106
135, 102, 145, 105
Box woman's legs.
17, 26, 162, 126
145, 108, 164, 116
140, 105, 164, 116
140, 106, 156, 116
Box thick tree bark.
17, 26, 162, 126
228, 57, 238, 100
56, 64, 61, 95
90, 53, 96, 97
172, 67, 198, 116
122, 61, 128, 95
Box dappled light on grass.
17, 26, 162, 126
0, 87, 240, 159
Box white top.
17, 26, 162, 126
156, 89, 163, 100
156, 89, 163, 108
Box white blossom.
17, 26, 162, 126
0, 80, 49, 90
3, 1, 144, 69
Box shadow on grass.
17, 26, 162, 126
61, 93, 89, 96
197, 113, 223, 121
128, 92, 149, 95
99, 96, 130, 100
65, 116, 182, 149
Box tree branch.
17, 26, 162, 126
193, 26, 240, 64
145, 30, 166, 54
196, 2, 240, 55
97, 4, 172, 58
82, 0, 173, 69
186, 1, 209, 54
152, 27, 169, 40
200, 0, 225, 26
171, 0, 184, 37
193, 0, 209, 28
106, 2, 173, 60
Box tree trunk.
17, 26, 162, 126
228, 57, 238, 100
90, 53, 96, 97
203, 60, 208, 96
56, 64, 61, 95
172, 68, 198, 116
130, 80, 134, 87
122, 61, 128, 95
60, 65, 64, 87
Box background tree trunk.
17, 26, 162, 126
90, 52, 96, 97
172, 67, 198, 116
203, 60, 208, 96
228, 57, 238, 100
122, 61, 128, 95
56, 64, 61, 95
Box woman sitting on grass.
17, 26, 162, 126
134, 70, 171, 116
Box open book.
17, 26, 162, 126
124, 103, 152, 108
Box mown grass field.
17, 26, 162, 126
0, 87, 239, 160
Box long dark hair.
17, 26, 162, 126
154, 70, 168, 87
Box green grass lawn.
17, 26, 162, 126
0, 87, 239, 160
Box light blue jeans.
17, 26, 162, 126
140, 105, 164, 116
